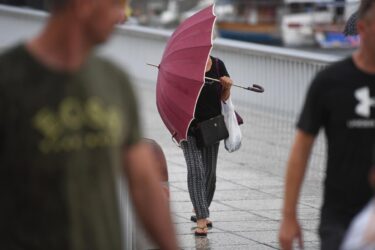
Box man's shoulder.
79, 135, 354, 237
0, 44, 28, 91
87, 55, 135, 96
88, 55, 130, 80
319, 56, 353, 77
0, 44, 26, 66
311, 56, 353, 87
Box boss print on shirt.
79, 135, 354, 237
33, 97, 124, 154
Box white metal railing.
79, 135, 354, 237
101, 21, 341, 178
100, 22, 341, 121
0, 3, 346, 248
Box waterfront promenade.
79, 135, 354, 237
0, 5, 336, 249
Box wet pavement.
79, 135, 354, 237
136, 80, 324, 249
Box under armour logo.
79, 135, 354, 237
355, 87, 375, 118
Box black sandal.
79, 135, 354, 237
194, 226, 208, 237
190, 215, 213, 228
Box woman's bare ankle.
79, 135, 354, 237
197, 218, 206, 226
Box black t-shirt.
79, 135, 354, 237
0, 45, 140, 249
298, 57, 375, 218
194, 56, 229, 123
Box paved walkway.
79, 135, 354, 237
135, 80, 323, 250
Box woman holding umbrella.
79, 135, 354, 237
180, 56, 233, 237
153, 4, 262, 237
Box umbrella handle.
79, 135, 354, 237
247, 84, 264, 93
205, 77, 265, 93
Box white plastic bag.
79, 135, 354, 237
221, 97, 242, 152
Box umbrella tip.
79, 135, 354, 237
146, 63, 159, 69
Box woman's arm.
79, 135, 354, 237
220, 76, 232, 101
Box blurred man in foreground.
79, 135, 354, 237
0, 0, 177, 249
279, 0, 375, 249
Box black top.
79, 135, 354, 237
297, 57, 375, 218
194, 56, 229, 123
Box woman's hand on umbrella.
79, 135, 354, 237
219, 76, 233, 89
220, 76, 232, 101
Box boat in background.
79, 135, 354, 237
215, 0, 359, 47
281, 0, 359, 47
215, 0, 283, 45
314, 24, 360, 49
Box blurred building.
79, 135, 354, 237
0, 0, 359, 48
0, 0, 45, 10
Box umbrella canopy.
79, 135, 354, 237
156, 5, 216, 144
343, 11, 358, 36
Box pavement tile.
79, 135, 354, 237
172, 213, 191, 224
170, 201, 195, 213
168, 159, 187, 169
249, 244, 280, 250
252, 208, 320, 221
302, 241, 321, 250
169, 172, 189, 182
214, 220, 280, 232
237, 230, 318, 246
235, 179, 284, 189
169, 181, 189, 191
300, 196, 323, 209
208, 201, 241, 212
268, 240, 319, 250
300, 219, 320, 232
257, 186, 285, 198
217, 168, 274, 181
213, 189, 272, 201
186, 243, 278, 250
220, 199, 284, 211
168, 184, 186, 192
168, 166, 187, 174
170, 201, 234, 214
170, 191, 191, 202
177, 232, 258, 249
215, 180, 250, 191
236, 230, 279, 244
209, 210, 265, 222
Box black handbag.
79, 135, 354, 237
195, 115, 229, 148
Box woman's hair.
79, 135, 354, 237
358, 0, 375, 20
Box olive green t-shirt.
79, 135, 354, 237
0, 45, 141, 250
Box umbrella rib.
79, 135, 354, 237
168, 17, 216, 47
157, 89, 191, 137
160, 67, 204, 86
158, 70, 200, 106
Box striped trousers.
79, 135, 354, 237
181, 136, 219, 220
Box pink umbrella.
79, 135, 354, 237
152, 5, 264, 144
155, 5, 216, 144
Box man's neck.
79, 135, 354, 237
27, 14, 92, 72
353, 48, 375, 75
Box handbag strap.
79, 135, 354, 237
214, 57, 224, 97
215, 57, 221, 76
